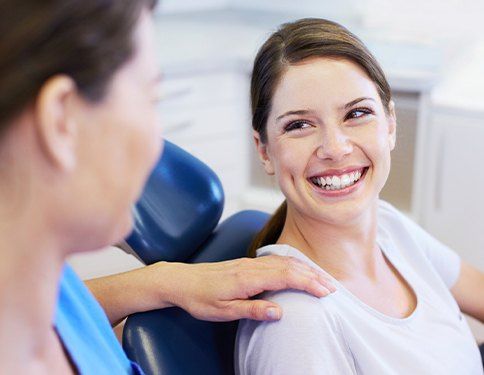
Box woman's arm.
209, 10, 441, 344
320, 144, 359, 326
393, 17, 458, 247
451, 260, 484, 323
85, 256, 336, 326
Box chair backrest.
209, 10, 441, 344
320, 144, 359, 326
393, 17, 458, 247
122, 140, 269, 374
125, 140, 225, 264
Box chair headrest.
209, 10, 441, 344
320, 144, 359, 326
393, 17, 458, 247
126, 140, 224, 264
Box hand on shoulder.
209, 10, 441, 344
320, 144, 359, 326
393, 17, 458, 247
154, 255, 336, 322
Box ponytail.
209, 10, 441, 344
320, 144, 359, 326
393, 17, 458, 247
248, 201, 287, 257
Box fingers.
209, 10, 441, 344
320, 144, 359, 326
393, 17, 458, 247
247, 255, 337, 298
226, 300, 283, 321
284, 258, 337, 295
175, 256, 336, 323
290, 261, 337, 296
282, 269, 334, 298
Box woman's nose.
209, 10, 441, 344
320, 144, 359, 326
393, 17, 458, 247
316, 127, 353, 161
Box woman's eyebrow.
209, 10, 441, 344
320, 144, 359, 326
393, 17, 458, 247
276, 109, 316, 122
275, 98, 376, 122
342, 97, 375, 109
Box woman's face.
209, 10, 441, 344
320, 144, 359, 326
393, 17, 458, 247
256, 57, 396, 225
71, 10, 163, 247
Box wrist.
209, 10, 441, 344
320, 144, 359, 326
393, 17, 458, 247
143, 261, 181, 311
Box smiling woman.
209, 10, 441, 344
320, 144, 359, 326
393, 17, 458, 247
236, 18, 484, 374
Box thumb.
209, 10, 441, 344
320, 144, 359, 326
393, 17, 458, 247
230, 300, 283, 321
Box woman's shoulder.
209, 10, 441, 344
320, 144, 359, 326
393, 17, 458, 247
236, 289, 344, 369
255, 243, 293, 257
377, 200, 462, 288
250, 243, 343, 329
376, 199, 442, 251
236, 270, 353, 374
255, 243, 343, 312
263, 289, 341, 329
376, 199, 423, 241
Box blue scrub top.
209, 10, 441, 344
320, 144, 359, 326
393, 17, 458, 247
54, 264, 144, 374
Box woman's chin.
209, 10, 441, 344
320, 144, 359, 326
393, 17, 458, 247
111, 213, 134, 244
94, 212, 134, 250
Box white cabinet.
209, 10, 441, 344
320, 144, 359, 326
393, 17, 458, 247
420, 109, 484, 341
421, 110, 484, 271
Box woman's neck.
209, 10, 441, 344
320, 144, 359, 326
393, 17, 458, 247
278, 202, 381, 281
0, 205, 67, 371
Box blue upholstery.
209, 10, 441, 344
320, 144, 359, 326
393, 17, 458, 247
125, 141, 225, 264
122, 140, 270, 374
480, 343, 484, 369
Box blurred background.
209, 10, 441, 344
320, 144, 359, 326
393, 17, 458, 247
69, 0, 484, 340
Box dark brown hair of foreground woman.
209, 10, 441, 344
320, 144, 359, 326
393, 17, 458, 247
0, 0, 156, 130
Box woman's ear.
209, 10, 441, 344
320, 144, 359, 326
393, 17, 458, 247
387, 100, 397, 151
34, 75, 78, 172
253, 130, 275, 175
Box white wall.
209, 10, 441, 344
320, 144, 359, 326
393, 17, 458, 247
158, 0, 484, 48
229, 0, 363, 24
363, 0, 484, 40
228, 0, 484, 43
157, 0, 229, 14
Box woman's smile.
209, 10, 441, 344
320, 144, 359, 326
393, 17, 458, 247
308, 166, 369, 198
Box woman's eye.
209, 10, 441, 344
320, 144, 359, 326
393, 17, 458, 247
284, 121, 311, 132
346, 108, 373, 120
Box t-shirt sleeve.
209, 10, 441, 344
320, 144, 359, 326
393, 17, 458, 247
235, 290, 356, 375
380, 201, 462, 289
418, 230, 461, 288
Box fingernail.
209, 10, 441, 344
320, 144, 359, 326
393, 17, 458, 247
319, 279, 337, 293
266, 307, 280, 320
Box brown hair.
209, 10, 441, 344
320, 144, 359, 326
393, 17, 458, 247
0, 0, 157, 133
248, 18, 392, 257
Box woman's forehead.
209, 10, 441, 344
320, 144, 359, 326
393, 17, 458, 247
271, 58, 380, 112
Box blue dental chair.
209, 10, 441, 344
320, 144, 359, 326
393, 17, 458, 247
122, 140, 269, 375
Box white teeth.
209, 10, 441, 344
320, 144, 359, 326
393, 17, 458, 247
311, 168, 365, 191
341, 174, 350, 187
332, 176, 341, 188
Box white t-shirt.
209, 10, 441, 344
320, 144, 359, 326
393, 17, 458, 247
235, 200, 483, 375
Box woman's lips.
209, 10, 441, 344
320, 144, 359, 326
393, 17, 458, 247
308, 167, 368, 197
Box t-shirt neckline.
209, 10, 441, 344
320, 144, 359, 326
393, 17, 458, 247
260, 237, 421, 325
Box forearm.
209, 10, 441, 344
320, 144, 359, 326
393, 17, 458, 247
464, 278, 484, 324
451, 261, 484, 324
85, 262, 175, 326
